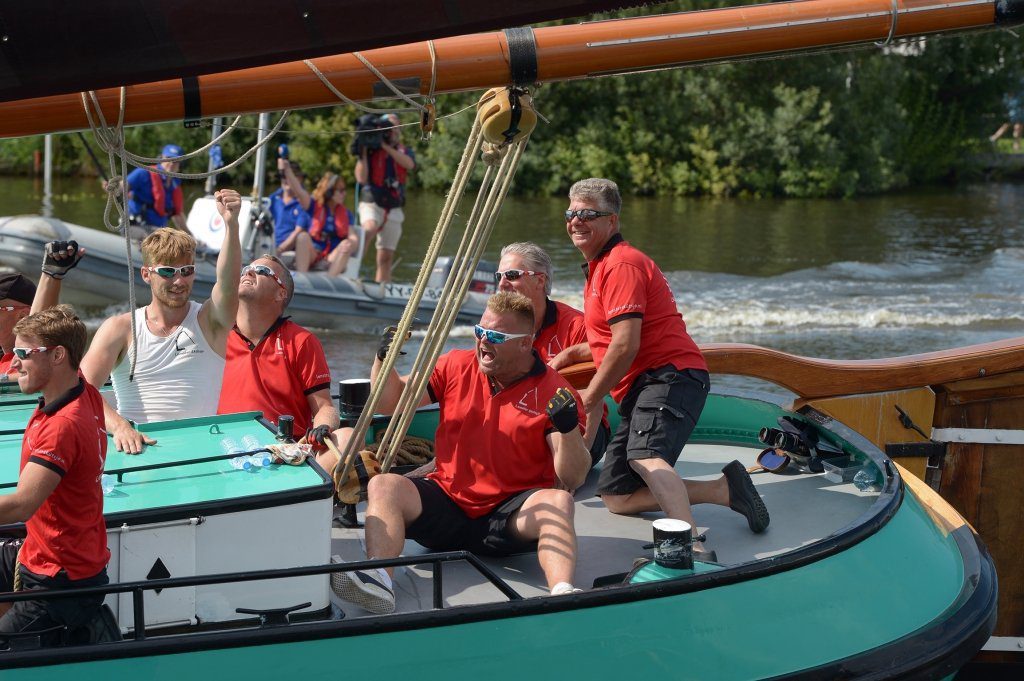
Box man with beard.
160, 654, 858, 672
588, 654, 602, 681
0, 305, 109, 643
329, 291, 591, 614
80, 189, 242, 453
217, 254, 338, 444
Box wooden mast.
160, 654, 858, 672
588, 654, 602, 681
0, 0, 1018, 139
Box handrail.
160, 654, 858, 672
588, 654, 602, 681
555, 336, 1024, 400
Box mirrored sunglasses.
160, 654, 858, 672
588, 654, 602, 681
473, 325, 532, 344
147, 265, 196, 279
564, 209, 613, 222
12, 346, 49, 360
756, 448, 790, 473
241, 264, 287, 290
493, 269, 539, 283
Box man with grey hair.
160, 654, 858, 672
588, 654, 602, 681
496, 241, 609, 468
562, 178, 769, 556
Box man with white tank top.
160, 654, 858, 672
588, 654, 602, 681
80, 189, 242, 453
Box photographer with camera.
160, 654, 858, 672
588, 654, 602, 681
353, 113, 416, 283
270, 147, 315, 269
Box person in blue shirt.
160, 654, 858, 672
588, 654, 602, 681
126, 144, 189, 231
270, 158, 314, 256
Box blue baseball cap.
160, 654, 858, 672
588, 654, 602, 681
161, 144, 183, 159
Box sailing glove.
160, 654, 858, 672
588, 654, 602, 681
42, 240, 83, 279
307, 424, 333, 447
377, 325, 410, 362
546, 387, 579, 434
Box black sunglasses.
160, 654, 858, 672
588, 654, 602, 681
565, 209, 613, 222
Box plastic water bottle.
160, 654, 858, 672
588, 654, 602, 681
241, 435, 262, 452
101, 474, 116, 496
220, 437, 244, 455
229, 456, 253, 471
853, 467, 880, 492
247, 453, 272, 468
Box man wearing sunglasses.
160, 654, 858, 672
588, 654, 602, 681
0, 273, 37, 380
329, 292, 591, 614
562, 178, 769, 555
217, 255, 338, 445
495, 242, 610, 468
0, 306, 109, 644
81, 189, 243, 454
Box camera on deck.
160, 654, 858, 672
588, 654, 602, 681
350, 114, 391, 156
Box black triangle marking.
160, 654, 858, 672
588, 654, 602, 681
147, 557, 171, 594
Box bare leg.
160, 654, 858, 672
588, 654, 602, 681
601, 472, 729, 514
1013, 123, 1022, 152
990, 122, 1010, 143
376, 248, 395, 283
364, 473, 423, 577
326, 235, 358, 277
294, 232, 315, 272
511, 489, 577, 589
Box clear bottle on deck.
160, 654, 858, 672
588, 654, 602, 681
247, 453, 272, 468
220, 437, 244, 455
853, 467, 880, 492
241, 435, 262, 452
229, 456, 253, 471
101, 474, 116, 496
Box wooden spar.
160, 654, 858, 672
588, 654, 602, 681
0, 0, 1016, 139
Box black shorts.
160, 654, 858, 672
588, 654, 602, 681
597, 366, 710, 496
406, 478, 539, 557
0, 539, 108, 642
588, 420, 612, 468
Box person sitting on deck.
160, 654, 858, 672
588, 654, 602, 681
80, 189, 243, 454
495, 241, 610, 469
0, 274, 37, 381
0, 305, 109, 645
304, 173, 359, 276
327, 291, 591, 615
561, 178, 770, 558
216, 254, 339, 444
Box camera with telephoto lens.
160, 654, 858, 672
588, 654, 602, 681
350, 114, 391, 156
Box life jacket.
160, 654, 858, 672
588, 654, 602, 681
309, 202, 350, 253
368, 147, 408, 209
148, 168, 184, 218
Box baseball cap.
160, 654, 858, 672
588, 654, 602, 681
0, 273, 37, 305
161, 144, 184, 159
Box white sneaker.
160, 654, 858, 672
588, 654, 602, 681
330, 559, 395, 614
550, 582, 582, 596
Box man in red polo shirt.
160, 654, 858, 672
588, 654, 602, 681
0, 305, 109, 643
217, 254, 338, 444
495, 241, 610, 467
562, 178, 769, 557
0, 274, 36, 381
330, 291, 591, 614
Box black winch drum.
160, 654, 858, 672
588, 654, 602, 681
652, 518, 694, 570
339, 379, 371, 417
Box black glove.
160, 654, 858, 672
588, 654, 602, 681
42, 240, 83, 279
546, 387, 580, 434
307, 424, 332, 446
376, 325, 409, 362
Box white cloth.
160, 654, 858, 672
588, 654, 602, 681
110, 301, 224, 423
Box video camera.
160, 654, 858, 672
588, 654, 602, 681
350, 114, 392, 156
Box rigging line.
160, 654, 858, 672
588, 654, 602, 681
876, 0, 900, 47
303, 58, 420, 114
354, 51, 430, 113
427, 40, 438, 101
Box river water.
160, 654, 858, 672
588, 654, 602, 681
2, 176, 1022, 395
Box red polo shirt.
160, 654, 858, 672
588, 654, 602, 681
217, 317, 332, 434
533, 299, 588, 363
583, 234, 707, 403
426, 349, 585, 518
0, 351, 13, 378
20, 378, 109, 580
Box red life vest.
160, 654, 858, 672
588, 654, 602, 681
309, 202, 350, 253
368, 147, 408, 209
148, 167, 184, 217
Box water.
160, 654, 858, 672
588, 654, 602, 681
3, 176, 1023, 395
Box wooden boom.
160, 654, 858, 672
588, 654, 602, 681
1, 0, 1020, 138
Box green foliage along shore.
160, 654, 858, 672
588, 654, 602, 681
1, 1, 1020, 199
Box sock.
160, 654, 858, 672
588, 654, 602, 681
550, 581, 576, 595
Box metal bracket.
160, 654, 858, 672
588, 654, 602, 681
931, 428, 1024, 445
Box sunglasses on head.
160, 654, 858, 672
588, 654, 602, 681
241, 264, 287, 290
12, 346, 49, 360
0, 305, 30, 313
473, 325, 531, 344
147, 265, 196, 279
493, 269, 539, 283
565, 209, 613, 222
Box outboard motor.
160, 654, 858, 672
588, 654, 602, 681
428, 257, 497, 294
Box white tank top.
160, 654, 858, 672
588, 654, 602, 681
111, 301, 224, 423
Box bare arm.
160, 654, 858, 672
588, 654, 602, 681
581, 317, 642, 413
369, 357, 430, 414
203, 189, 242, 344
0, 462, 60, 525
354, 149, 369, 185
307, 388, 340, 430
546, 429, 590, 491
280, 159, 311, 211
381, 142, 415, 171
548, 342, 593, 371
32, 241, 86, 314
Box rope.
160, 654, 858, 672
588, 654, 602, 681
353, 52, 430, 114
303, 59, 419, 114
